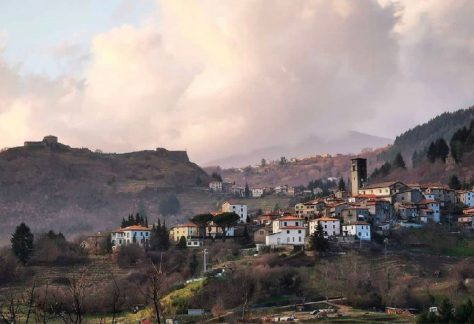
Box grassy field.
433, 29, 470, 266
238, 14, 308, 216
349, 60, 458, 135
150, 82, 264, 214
445, 238, 474, 257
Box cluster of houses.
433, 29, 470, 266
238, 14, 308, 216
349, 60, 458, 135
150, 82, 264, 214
208, 180, 295, 198
109, 158, 474, 250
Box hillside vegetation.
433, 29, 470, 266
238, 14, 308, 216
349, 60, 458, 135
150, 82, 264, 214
208, 148, 385, 188
0, 140, 211, 244
380, 106, 474, 164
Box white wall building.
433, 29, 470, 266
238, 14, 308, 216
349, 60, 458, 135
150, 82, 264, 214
209, 181, 223, 192
265, 216, 305, 246
309, 217, 340, 238
342, 222, 371, 241
251, 188, 264, 198
111, 225, 151, 248
222, 201, 248, 223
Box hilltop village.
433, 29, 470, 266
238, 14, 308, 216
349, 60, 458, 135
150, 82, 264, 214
110, 158, 474, 252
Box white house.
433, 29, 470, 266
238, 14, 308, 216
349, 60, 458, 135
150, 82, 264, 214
222, 201, 248, 223
251, 188, 264, 198
342, 221, 371, 241
111, 225, 151, 248
209, 181, 223, 192
265, 216, 305, 246
309, 217, 340, 238
457, 190, 474, 207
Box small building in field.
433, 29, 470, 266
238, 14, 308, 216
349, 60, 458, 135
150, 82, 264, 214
209, 181, 223, 192
342, 221, 371, 241
251, 188, 264, 198
111, 225, 151, 248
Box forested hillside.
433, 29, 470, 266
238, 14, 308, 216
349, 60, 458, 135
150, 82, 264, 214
380, 106, 474, 164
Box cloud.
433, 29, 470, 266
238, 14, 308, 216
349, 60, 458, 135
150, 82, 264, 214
0, 0, 474, 164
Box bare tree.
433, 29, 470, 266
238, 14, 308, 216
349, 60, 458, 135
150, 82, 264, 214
0, 283, 36, 324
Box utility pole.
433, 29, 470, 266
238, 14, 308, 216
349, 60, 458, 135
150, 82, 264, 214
203, 249, 208, 274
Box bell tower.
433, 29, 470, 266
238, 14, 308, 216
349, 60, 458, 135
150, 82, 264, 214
351, 158, 367, 195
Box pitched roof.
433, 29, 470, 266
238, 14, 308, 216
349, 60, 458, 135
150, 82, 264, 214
278, 215, 302, 221
313, 217, 339, 222
418, 199, 438, 205
363, 181, 406, 189
112, 225, 151, 232
343, 221, 370, 226
175, 222, 198, 228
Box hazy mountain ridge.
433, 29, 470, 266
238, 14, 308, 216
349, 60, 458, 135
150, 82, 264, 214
205, 131, 392, 168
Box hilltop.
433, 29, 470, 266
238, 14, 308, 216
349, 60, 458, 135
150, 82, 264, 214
380, 106, 474, 164
0, 136, 212, 244
206, 148, 385, 188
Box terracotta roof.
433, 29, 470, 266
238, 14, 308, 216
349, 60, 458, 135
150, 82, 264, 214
314, 217, 339, 222
418, 199, 438, 205
353, 194, 377, 198
343, 221, 369, 226
112, 225, 151, 232
279, 215, 302, 221
175, 222, 198, 228
363, 181, 406, 189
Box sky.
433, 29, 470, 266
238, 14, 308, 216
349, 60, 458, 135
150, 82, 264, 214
1, 0, 474, 164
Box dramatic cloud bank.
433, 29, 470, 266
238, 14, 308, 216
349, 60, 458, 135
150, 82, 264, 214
1, 0, 474, 163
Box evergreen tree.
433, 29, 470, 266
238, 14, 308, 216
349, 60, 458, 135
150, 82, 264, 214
240, 225, 251, 245
211, 172, 222, 182
309, 223, 329, 252
449, 175, 462, 190
245, 183, 251, 198
189, 253, 199, 277
177, 236, 187, 249
191, 213, 213, 240
393, 153, 406, 169
279, 156, 287, 165
213, 212, 240, 242
380, 162, 392, 176
437, 298, 454, 323
427, 138, 450, 162
11, 223, 34, 264
260, 158, 266, 167
105, 233, 113, 254
338, 177, 346, 191
150, 219, 170, 251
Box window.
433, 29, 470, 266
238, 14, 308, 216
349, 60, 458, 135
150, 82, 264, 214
284, 222, 287, 226
299, 237, 302, 242
324, 225, 327, 228
296, 222, 299, 226
292, 237, 295, 242
287, 230, 290, 234
298, 230, 301, 234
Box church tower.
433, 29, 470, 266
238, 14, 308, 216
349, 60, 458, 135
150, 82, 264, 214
351, 158, 367, 196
